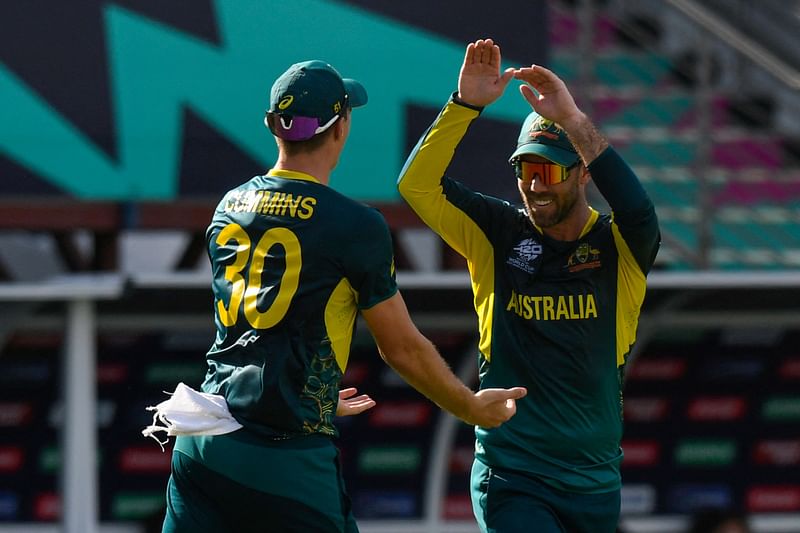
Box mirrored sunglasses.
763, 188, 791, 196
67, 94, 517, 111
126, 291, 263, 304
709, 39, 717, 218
514, 160, 573, 186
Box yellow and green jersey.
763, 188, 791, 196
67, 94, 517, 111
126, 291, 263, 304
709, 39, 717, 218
398, 97, 660, 493
203, 169, 397, 439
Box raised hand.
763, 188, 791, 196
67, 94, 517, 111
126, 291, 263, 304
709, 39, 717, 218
514, 65, 583, 128
336, 387, 376, 417
458, 38, 516, 108
465, 387, 527, 428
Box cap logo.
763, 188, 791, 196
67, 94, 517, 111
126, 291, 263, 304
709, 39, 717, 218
278, 95, 294, 110
529, 130, 559, 141
529, 116, 564, 140
333, 101, 342, 113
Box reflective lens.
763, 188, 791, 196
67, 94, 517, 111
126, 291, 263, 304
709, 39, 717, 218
517, 160, 571, 185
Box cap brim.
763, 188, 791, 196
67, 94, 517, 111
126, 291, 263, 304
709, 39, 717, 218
509, 143, 579, 167
343, 78, 367, 107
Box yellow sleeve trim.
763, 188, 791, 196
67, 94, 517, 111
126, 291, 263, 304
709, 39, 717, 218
611, 222, 647, 367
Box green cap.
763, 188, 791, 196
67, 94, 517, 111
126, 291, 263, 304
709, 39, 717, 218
509, 111, 579, 167
267, 60, 367, 139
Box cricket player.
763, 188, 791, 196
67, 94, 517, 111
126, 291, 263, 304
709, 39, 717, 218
398, 39, 660, 532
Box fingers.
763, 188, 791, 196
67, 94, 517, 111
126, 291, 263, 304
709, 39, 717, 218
336, 391, 376, 417
464, 42, 476, 65
519, 84, 539, 107
497, 67, 516, 92
489, 41, 502, 67
468, 38, 496, 66
348, 397, 376, 413
471, 387, 527, 428
481, 386, 527, 402
507, 386, 527, 400
338, 387, 358, 400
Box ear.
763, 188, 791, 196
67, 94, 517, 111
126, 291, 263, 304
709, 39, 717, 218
577, 165, 591, 185
333, 115, 346, 141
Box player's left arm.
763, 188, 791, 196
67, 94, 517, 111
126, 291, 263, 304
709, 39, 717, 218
515, 64, 660, 272
589, 148, 660, 274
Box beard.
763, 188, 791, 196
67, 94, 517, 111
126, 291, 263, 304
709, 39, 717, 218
521, 180, 581, 229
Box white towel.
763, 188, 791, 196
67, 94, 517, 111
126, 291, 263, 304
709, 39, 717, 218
142, 382, 243, 451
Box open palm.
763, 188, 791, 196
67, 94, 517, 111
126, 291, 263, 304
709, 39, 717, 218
458, 38, 515, 107
336, 387, 376, 417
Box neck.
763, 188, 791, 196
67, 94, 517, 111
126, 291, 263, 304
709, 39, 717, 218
273, 152, 334, 185
541, 203, 592, 241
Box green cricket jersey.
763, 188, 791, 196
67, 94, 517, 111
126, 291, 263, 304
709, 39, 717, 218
202, 169, 397, 439
398, 97, 660, 493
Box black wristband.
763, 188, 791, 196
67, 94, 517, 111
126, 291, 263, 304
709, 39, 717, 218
451, 91, 484, 112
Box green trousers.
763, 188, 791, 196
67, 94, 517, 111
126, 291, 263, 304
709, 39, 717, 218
471, 459, 620, 533
162, 432, 358, 533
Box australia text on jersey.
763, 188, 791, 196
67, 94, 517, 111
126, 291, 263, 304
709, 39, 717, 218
506, 290, 598, 321
224, 189, 317, 219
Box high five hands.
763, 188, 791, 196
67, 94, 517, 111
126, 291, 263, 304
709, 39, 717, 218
458, 38, 583, 129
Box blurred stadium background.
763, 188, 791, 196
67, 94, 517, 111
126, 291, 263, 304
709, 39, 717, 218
0, 0, 799, 532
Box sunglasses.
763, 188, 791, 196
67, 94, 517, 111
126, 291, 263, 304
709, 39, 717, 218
266, 94, 349, 141
513, 160, 575, 186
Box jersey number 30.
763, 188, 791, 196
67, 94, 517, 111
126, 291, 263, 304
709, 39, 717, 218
215, 223, 301, 329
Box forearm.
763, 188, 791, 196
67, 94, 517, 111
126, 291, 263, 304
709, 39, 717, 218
379, 335, 475, 423
561, 112, 652, 216
397, 96, 478, 207
589, 147, 653, 216
560, 111, 609, 166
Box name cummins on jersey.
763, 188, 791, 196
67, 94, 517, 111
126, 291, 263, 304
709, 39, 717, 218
202, 169, 397, 439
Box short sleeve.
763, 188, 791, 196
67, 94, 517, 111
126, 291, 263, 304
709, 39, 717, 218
343, 208, 398, 309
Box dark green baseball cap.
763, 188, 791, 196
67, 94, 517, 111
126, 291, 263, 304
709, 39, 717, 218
508, 111, 579, 167
267, 60, 368, 141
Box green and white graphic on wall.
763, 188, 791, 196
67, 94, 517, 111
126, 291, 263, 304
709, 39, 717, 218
0, 0, 532, 200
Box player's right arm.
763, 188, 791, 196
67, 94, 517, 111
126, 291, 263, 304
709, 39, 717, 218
361, 291, 526, 428
397, 38, 516, 257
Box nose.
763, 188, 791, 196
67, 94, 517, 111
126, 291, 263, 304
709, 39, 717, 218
527, 175, 549, 193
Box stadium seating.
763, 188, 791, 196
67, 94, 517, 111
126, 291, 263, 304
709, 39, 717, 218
549, 1, 800, 270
